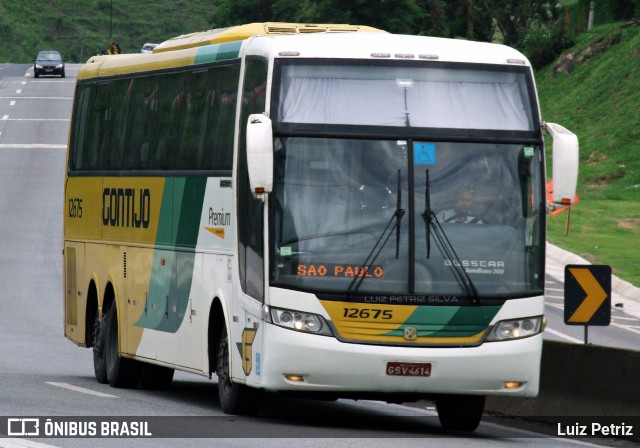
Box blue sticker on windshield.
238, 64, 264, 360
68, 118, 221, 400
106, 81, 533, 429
414, 142, 436, 165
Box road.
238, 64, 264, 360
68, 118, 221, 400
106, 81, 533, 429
0, 63, 637, 447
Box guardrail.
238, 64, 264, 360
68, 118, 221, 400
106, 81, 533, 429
487, 340, 640, 417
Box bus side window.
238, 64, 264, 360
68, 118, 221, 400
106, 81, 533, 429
109, 79, 132, 170
162, 73, 187, 170
178, 70, 209, 170
202, 63, 239, 170
238, 57, 268, 301
70, 84, 92, 171
126, 77, 158, 170
89, 82, 113, 170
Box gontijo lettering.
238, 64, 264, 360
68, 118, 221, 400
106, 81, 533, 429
102, 187, 151, 228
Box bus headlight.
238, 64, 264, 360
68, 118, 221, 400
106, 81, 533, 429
486, 316, 543, 341
266, 306, 333, 336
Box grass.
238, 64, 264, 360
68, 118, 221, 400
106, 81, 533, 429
0, 0, 214, 62
547, 200, 640, 286
538, 21, 640, 287
0, 2, 637, 287
537, 22, 640, 201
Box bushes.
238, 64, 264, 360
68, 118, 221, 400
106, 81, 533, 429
519, 25, 576, 70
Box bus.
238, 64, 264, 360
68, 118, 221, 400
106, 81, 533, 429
63, 22, 579, 431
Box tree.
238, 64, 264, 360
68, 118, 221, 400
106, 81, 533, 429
478, 0, 554, 46
416, 0, 494, 41
210, 0, 426, 34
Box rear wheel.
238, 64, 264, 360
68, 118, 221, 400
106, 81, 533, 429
105, 303, 141, 388
435, 394, 485, 432
217, 326, 262, 415
92, 307, 108, 384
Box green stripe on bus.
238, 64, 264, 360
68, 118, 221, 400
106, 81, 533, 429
175, 177, 207, 247
136, 177, 207, 333
195, 41, 242, 64
383, 305, 501, 338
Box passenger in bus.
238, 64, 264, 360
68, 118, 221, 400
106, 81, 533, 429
436, 186, 483, 224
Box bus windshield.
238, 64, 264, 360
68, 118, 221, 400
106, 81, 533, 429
270, 137, 545, 300
276, 61, 535, 131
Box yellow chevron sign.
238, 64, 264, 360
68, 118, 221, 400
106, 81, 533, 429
564, 265, 611, 326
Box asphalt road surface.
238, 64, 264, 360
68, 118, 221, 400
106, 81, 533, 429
0, 63, 636, 448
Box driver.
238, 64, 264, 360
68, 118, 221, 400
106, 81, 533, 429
437, 187, 483, 224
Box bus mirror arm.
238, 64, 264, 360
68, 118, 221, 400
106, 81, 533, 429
246, 114, 274, 200
544, 122, 579, 206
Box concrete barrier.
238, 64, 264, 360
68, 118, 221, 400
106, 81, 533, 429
486, 340, 640, 417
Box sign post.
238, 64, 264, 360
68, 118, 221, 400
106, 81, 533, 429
564, 265, 611, 344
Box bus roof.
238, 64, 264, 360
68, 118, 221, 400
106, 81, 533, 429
243, 32, 531, 67
153, 22, 385, 53
76, 24, 530, 81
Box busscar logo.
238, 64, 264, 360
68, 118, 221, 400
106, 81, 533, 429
8, 418, 39, 436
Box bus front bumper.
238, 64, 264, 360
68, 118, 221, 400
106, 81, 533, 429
258, 323, 541, 398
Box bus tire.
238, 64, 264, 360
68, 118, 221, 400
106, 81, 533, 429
92, 307, 108, 384
139, 364, 175, 390
435, 394, 485, 432
105, 303, 141, 388
217, 326, 262, 415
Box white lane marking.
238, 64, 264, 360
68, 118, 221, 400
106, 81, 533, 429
21, 81, 26, 85
0, 97, 72, 100
545, 327, 583, 344
16, 89, 21, 94
546, 303, 564, 310
611, 322, 640, 335
9, 100, 16, 106
0, 118, 70, 122
0, 144, 66, 149
0, 439, 61, 448
545, 287, 564, 292
45, 382, 119, 398
611, 315, 639, 321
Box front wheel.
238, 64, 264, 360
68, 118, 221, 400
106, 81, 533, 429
217, 326, 263, 415
435, 394, 485, 432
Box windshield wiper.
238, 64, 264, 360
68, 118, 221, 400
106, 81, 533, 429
420, 169, 480, 304
347, 170, 404, 294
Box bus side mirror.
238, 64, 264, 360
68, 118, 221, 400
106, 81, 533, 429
545, 122, 579, 205
246, 114, 273, 200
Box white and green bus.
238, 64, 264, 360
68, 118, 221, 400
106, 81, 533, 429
64, 22, 578, 431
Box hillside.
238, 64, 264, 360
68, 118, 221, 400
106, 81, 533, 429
0, 0, 214, 62
539, 21, 640, 286
0, 2, 637, 284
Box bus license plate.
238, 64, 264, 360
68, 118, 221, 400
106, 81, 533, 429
386, 362, 431, 377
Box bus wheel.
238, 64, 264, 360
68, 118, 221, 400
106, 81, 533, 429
140, 364, 174, 390
435, 394, 485, 432
105, 304, 141, 388
216, 326, 262, 415
92, 307, 108, 384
